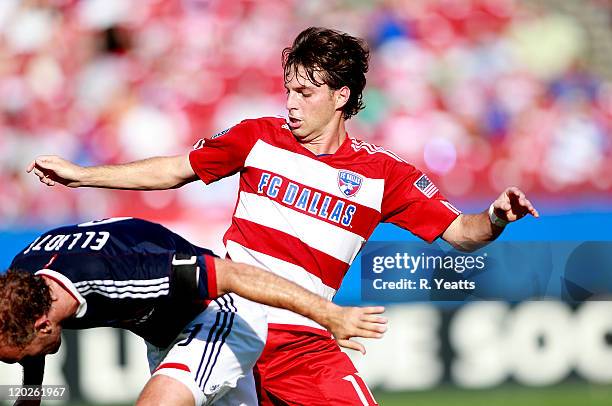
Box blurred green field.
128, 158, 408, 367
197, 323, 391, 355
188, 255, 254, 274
373, 384, 612, 406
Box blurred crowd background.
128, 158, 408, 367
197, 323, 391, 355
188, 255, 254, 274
0, 0, 611, 246
1, 2, 611, 403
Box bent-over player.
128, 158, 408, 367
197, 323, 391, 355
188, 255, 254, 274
0, 217, 386, 406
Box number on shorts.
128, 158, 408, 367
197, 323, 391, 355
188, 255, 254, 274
178, 323, 203, 347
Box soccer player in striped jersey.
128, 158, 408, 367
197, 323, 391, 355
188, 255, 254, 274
0, 217, 387, 406
27, 27, 538, 405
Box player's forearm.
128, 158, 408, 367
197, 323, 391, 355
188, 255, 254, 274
80, 156, 195, 190
218, 260, 342, 329
445, 212, 503, 252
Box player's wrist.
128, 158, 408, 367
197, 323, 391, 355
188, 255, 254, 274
72, 165, 90, 187
80, 165, 109, 188
488, 204, 508, 228
320, 302, 343, 331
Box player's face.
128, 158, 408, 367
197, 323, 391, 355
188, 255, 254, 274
285, 65, 341, 142
0, 325, 62, 364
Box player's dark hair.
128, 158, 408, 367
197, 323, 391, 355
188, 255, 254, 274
282, 27, 370, 120
0, 270, 52, 348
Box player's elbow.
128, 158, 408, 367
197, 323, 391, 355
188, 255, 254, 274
444, 228, 487, 252
167, 155, 198, 189
158, 172, 193, 190
442, 215, 491, 252
447, 240, 480, 252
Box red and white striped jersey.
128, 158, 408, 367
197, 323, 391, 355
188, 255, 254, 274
189, 117, 460, 333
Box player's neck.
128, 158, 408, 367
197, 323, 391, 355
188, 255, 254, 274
42, 277, 79, 321
300, 118, 347, 156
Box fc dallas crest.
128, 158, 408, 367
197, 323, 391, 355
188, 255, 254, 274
338, 170, 363, 197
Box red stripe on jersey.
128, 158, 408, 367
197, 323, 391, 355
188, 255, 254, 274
154, 362, 191, 373
224, 218, 348, 290
204, 255, 218, 298
241, 167, 381, 239
43, 254, 58, 269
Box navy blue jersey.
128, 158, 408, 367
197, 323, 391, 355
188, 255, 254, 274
10, 218, 218, 347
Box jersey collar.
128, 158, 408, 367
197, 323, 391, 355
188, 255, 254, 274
294, 132, 352, 161
35, 269, 88, 318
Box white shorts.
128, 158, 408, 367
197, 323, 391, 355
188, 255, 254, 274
146, 293, 267, 405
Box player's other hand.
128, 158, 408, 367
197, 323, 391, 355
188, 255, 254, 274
26, 155, 84, 187
492, 186, 539, 223
329, 305, 387, 355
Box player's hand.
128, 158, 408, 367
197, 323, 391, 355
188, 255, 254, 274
26, 155, 84, 187
491, 186, 539, 223
328, 306, 387, 355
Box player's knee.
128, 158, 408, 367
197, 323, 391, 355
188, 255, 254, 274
137, 375, 196, 406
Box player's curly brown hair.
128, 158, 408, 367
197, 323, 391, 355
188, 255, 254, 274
0, 270, 52, 348
282, 27, 370, 120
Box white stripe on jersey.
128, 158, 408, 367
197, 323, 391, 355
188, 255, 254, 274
350, 138, 408, 164
75, 277, 170, 298
78, 288, 169, 299
235, 191, 365, 264
77, 282, 170, 293
245, 140, 385, 212
226, 240, 335, 331
73, 277, 169, 287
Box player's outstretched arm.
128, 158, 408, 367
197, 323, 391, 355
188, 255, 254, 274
26, 154, 197, 190
443, 186, 539, 252
214, 258, 387, 354
13, 356, 45, 406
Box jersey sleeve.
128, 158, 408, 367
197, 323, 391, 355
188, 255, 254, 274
381, 161, 461, 243
170, 252, 219, 301
189, 119, 262, 184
